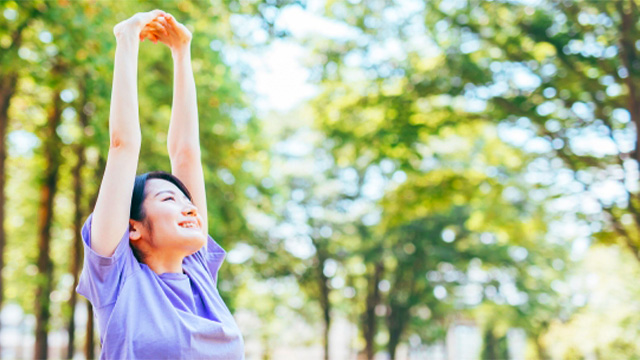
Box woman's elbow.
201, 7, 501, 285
169, 146, 201, 163
109, 133, 141, 152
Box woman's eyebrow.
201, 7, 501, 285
155, 190, 176, 197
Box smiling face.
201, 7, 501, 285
129, 179, 206, 259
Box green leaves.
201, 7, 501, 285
1, 0, 262, 340
5, 0, 640, 358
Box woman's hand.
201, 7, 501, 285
113, 9, 166, 42
139, 13, 192, 53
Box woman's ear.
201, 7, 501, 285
129, 219, 142, 241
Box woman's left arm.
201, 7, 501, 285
169, 46, 208, 235
149, 14, 208, 235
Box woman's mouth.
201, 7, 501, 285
178, 221, 199, 229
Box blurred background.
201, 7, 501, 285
1, 0, 639, 359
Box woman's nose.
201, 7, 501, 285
182, 203, 197, 216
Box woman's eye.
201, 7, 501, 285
163, 197, 175, 202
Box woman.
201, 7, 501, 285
76, 10, 244, 359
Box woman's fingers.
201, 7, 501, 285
156, 16, 169, 29
114, 9, 167, 39
160, 12, 192, 44
134, 12, 191, 48
140, 30, 153, 42
144, 18, 167, 33
164, 13, 183, 34
139, 26, 152, 41
139, 17, 169, 43
163, 13, 177, 25
150, 23, 167, 36
135, 9, 165, 29
152, 15, 174, 38
144, 30, 158, 43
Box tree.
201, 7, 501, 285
298, 1, 587, 356
1, 1, 274, 357
420, 0, 640, 260
34, 61, 65, 360
543, 244, 640, 358
248, 124, 340, 360
65, 74, 93, 359
0, 4, 42, 353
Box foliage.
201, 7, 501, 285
544, 245, 640, 359
419, 0, 640, 257
2, 0, 640, 359
1, 0, 265, 348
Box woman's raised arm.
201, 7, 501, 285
146, 14, 208, 236
91, 10, 165, 257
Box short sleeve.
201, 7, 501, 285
187, 235, 227, 284
76, 214, 140, 309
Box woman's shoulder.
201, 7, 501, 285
81, 213, 138, 268
77, 213, 142, 310
184, 235, 227, 282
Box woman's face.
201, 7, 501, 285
131, 179, 206, 256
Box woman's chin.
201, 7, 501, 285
182, 233, 206, 252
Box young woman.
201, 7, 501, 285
76, 10, 244, 359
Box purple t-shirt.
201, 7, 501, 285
77, 214, 244, 359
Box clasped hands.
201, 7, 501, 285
113, 10, 192, 53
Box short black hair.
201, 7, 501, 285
130, 171, 193, 221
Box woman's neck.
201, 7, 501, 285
143, 251, 185, 274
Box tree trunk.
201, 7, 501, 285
65, 78, 90, 360
386, 252, 423, 360
362, 261, 383, 360
81, 152, 105, 360
0, 10, 34, 354
616, 0, 640, 166
0, 71, 18, 358
481, 327, 498, 360
85, 301, 95, 360
534, 333, 550, 360
386, 305, 407, 360
66, 147, 83, 358
34, 71, 65, 360
260, 331, 271, 360
480, 326, 509, 360
315, 255, 331, 360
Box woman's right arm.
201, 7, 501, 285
90, 10, 165, 257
